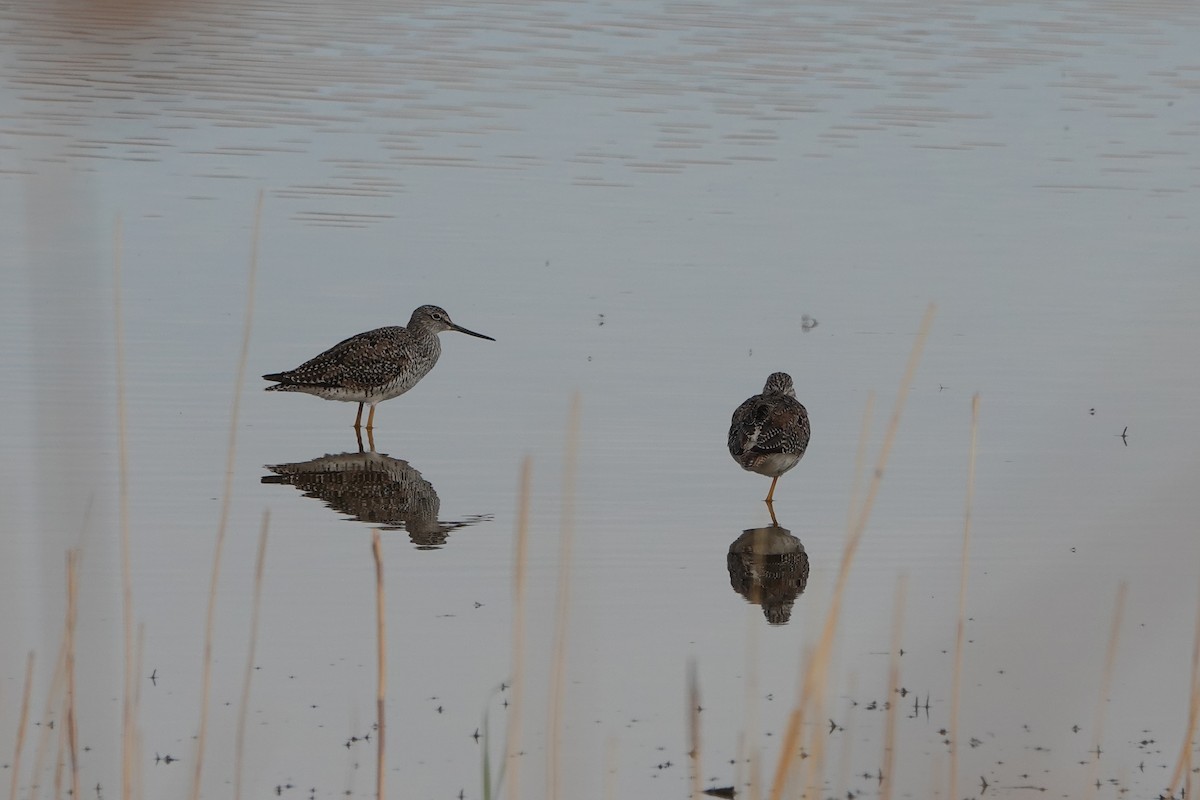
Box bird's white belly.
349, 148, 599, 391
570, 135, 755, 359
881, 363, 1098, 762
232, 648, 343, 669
744, 452, 802, 478
315, 386, 385, 403
307, 374, 425, 404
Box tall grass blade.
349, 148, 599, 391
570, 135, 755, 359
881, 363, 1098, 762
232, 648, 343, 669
30, 619, 71, 800
234, 512, 270, 800
113, 214, 137, 800
372, 530, 387, 800
603, 736, 618, 800
189, 190, 263, 800
481, 686, 509, 800
688, 659, 702, 800
65, 550, 81, 800
9, 652, 35, 800
503, 456, 533, 800
547, 394, 581, 800
742, 611, 762, 800
770, 302, 936, 800
949, 393, 979, 798
882, 577, 907, 800
1083, 582, 1127, 799
483, 730, 491, 799
133, 623, 146, 800
1166, 585, 1200, 797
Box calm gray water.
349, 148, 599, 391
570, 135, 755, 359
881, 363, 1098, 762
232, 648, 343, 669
2, 0, 1199, 797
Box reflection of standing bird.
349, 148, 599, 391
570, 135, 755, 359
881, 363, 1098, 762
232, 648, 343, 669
728, 372, 810, 503
263, 305, 494, 430
262, 451, 491, 549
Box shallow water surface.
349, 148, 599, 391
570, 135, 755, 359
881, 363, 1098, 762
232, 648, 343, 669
2, 0, 1199, 797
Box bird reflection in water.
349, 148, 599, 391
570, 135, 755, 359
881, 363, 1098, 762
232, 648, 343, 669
727, 509, 810, 625
262, 433, 490, 549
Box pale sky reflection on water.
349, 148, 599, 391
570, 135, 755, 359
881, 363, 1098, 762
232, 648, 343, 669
1, 0, 1199, 797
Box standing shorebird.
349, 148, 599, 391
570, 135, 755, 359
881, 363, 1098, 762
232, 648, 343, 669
263, 304, 494, 430
728, 372, 811, 503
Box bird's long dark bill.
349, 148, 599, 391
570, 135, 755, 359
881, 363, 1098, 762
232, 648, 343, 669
452, 323, 495, 341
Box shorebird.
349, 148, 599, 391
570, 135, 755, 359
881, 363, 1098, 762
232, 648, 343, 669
263, 304, 494, 430
728, 372, 811, 503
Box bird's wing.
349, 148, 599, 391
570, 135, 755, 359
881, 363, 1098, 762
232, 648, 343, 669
728, 395, 764, 456
272, 326, 412, 388
730, 396, 809, 456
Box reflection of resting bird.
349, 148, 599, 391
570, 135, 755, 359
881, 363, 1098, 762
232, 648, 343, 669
263, 305, 494, 430
728, 372, 811, 503
727, 525, 809, 625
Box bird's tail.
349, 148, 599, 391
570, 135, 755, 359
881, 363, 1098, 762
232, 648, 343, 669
263, 375, 300, 392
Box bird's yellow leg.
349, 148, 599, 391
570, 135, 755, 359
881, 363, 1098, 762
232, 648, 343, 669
353, 402, 364, 429
366, 404, 377, 431
366, 426, 376, 453
764, 475, 780, 504
766, 499, 779, 527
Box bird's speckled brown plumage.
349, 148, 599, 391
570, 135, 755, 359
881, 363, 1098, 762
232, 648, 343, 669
728, 372, 810, 503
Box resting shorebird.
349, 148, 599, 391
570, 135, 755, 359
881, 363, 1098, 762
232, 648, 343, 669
263, 304, 494, 430
728, 372, 810, 503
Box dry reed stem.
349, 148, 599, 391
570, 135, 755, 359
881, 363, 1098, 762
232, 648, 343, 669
688, 660, 702, 800
603, 736, 617, 800
189, 190, 263, 800
234, 512, 270, 800
930, 751, 944, 799
372, 530, 387, 800
1083, 582, 1127, 800
830, 397, 873, 800
503, 456, 533, 800
949, 393, 980, 798
768, 647, 814, 799
113, 215, 137, 800
742, 611, 761, 800
9, 652, 35, 800
29, 620, 70, 800
547, 394, 581, 800
834, 672, 858, 800
734, 733, 746, 800
770, 303, 936, 800
65, 550, 80, 800
817, 396, 873, 800
748, 745, 761, 800
37, 520, 93, 800
1167, 585, 1200, 796
133, 624, 147, 800
54, 702, 64, 800
881, 577, 907, 800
